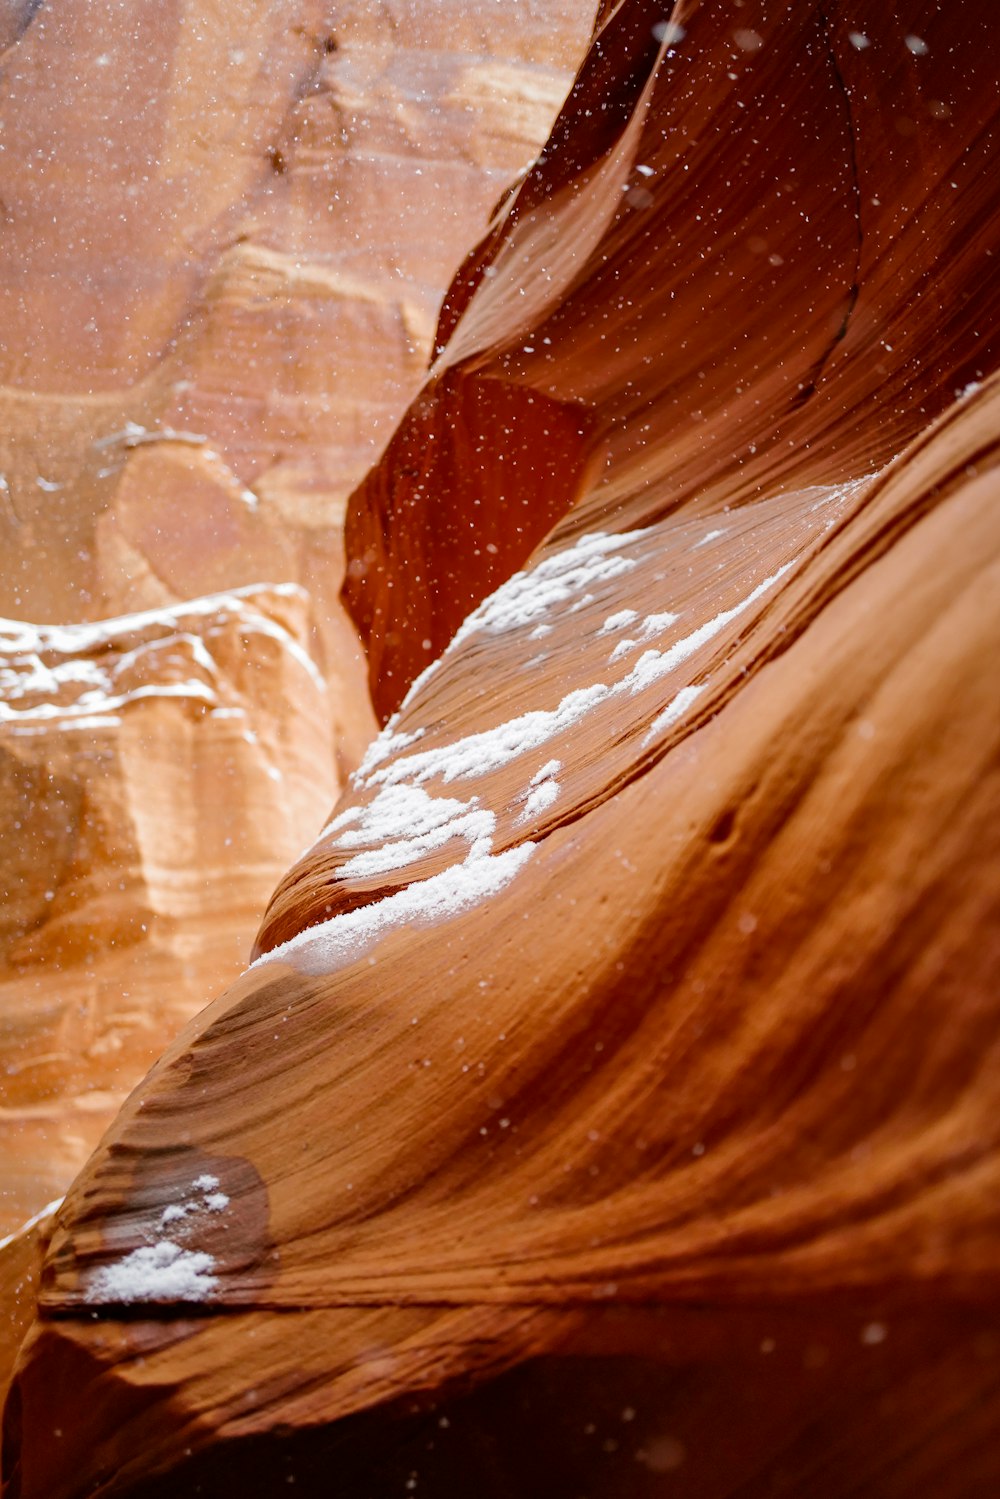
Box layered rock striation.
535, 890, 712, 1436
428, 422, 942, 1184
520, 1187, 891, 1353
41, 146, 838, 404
4, 2, 1000, 1496
0, 587, 335, 1236
0, 0, 589, 1258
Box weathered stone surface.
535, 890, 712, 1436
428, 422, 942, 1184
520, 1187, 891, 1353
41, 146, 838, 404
0, 0, 591, 642
0, 587, 335, 1235
5, 2, 1000, 1497
0, 0, 587, 1248
0, 1205, 53, 1414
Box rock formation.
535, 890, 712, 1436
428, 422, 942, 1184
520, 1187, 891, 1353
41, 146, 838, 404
0, 587, 335, 1238
0, 0, 589, 1240
0, 0, 591, 651
4, 1, 1000, 1496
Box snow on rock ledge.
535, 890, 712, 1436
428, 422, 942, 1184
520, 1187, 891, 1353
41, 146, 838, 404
0, 585, 335, 1237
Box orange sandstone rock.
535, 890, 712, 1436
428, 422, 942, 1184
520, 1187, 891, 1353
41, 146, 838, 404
0, 0, 588, 1248
4, 2, 1000, 1496
0, 0, 590, 648
0, 587, 335, 1236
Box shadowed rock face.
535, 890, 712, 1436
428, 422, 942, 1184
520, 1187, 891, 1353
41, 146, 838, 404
343, 0, 1000, 719
3, 1, 1000, 1496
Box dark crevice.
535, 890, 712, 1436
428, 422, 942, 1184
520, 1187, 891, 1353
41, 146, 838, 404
707, 806, 737, 845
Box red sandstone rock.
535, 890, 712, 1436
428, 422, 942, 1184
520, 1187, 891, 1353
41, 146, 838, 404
4, 2, 1000, 1496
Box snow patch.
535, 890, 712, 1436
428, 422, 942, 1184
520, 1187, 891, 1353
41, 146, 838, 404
287, 539, 799, 982
363, 683, 610, 789
332, 783, 496, 878
517, 778, 560, 823
352, 720, 425, 781
609, 637, 638, 662
87, 1240, 217, 1303
360, 564, 792, 795
159, 1203, 192, 1226
85, 1170, 233, 1305
640, 611, 680, 636
645, 685, 706, 741
530, 759, 561, 785
599, 609, 639, 634
444, 529, 644, 645
622, 565, 793, 696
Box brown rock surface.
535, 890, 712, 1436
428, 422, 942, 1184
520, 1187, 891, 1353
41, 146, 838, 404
4, 2, 1000, 1497
0, 1206, 53, 1418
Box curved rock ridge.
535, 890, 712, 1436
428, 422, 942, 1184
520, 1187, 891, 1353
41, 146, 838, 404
259, 474, 871, 954
0, 586, 335, 1237
4, 2, 1000, 1497
346, 0, 1000, 719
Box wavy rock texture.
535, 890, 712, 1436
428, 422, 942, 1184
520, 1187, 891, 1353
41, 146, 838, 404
0, 587, 335, 1236
0, 0, 588, 1269
4, 1, 1000, 1496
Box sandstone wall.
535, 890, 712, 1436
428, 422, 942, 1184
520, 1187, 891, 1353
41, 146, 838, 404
0, 0, 592, 1235
6, 4, 999, 1497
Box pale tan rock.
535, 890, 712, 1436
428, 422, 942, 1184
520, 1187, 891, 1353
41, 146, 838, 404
0, 0, 593, 634
0, 585, 335, 1234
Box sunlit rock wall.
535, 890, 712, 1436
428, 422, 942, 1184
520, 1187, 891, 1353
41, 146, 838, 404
0, 587, 334, 1234
4, 3, 1000, 1497
0, 0, 591, 1235
0, 0, 592, 655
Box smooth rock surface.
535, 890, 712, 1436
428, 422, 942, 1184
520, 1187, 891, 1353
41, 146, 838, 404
4, 2, 1000, 1496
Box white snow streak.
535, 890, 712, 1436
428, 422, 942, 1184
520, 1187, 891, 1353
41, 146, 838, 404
446, 530, 644, 644
599, 609, 639, 634
645, 685, 706, 741
253, 843, 536, 976
518, 778, 561, 822
332, 783, 496, 878
274, 530, 800, 980
362, 564, 792, 792
0, 1197, 64, 1253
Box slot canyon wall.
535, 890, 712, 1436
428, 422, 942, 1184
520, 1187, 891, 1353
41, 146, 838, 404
0, 0, 592, 1238
3, 1, 1000, 1496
